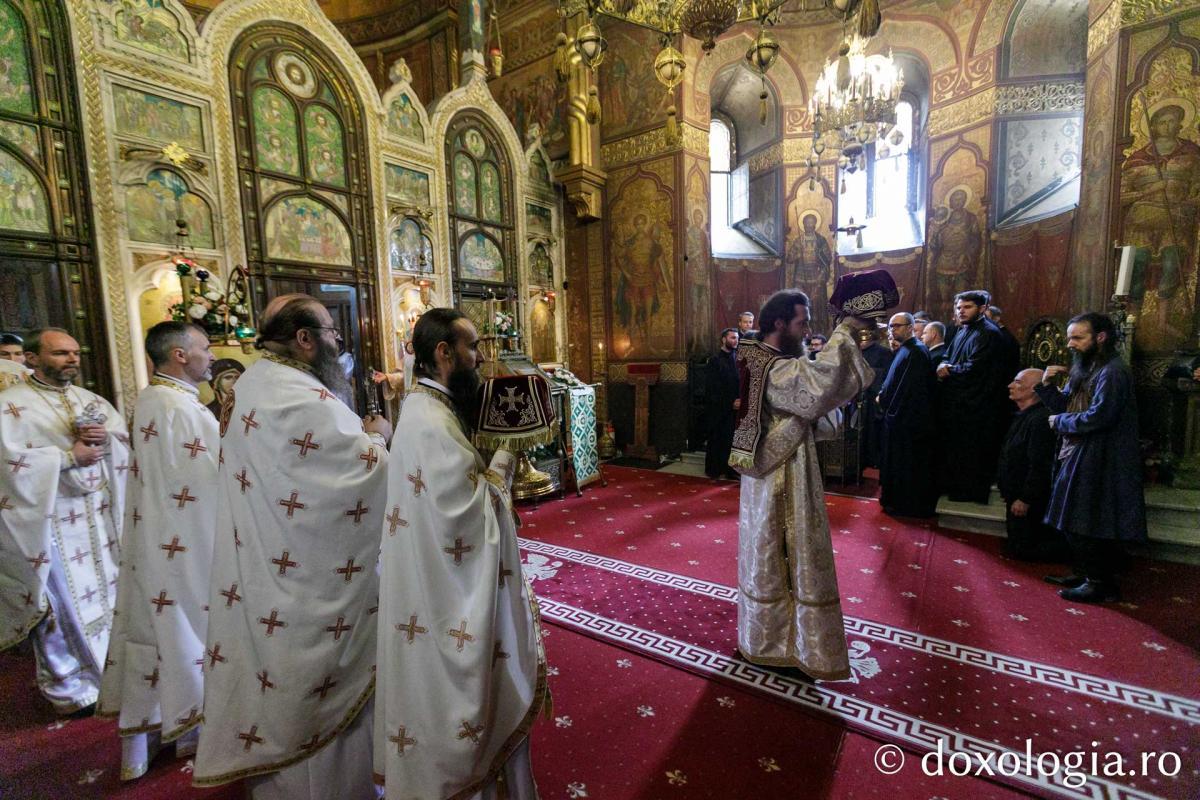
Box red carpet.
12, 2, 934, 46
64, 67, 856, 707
2, 465, 1197, 799
518, 467, 1200, 800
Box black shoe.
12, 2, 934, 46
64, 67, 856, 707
1058, 579, 1120, 604
1043, 573, 1086, 588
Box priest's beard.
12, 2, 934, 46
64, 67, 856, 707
311, 338, 351, 401
447, 356, 481, 428
1068, 344, 1098, 387
777, 331, 806, 358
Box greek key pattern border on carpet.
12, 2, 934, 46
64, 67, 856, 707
537, 598, 1153, 800
519, 538, 1200, 725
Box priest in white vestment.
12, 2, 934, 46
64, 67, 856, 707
730, 291, 874, 680
99, 322, 218, 778
193, 295, 391, 799
0, 328, 130, 712
375, 309, 546, 799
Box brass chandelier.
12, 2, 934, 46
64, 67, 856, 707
555, 0, 789, 130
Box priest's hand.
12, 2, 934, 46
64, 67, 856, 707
77, 423, 108, 446
1010, 499, 1029, 518
732, 399, 741, 410
843, 315, 876, 332
71, 440, 103, 467
1042, 365, 1068, 385
1192, 366, 1200, 382
936, 363, 951, 379
363, 413, 393, 443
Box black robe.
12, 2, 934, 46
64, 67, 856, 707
704, 348, 740, 478
877, 338, 937, 516
937, 317, 1009, 502
997, 402, 1066, 560
859, 342, 893, 469
926, 343, 949, 369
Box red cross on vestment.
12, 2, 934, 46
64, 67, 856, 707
220, 583, 241, 607
2, 402, 25, 419
385, 505, 408, 536
176, 707, 201, 728
150, 590, 175, 614
310, 387, 335, 401
358, 448, 378, 471
160, 536, 187, 560
140, 421, 159, 442
237, 725, 264, 751
132, 508, 142, 527
130, 460, 140, 478
206, 643, 226, 668
457, 720, 484, 744
21, 590, 34, 606
396, 614, 427, 643
493, 641, 509, 664
61, 508, 82, 525
26, 551, 49, 570
299, 733, 322, 752
447, 619, 474, 651
82, 471, 101, 488
258, 608, 287, 636
498, 561, 513, 588
241, 409, 260, 436
7, 455, 30, 474
256, 670, 275, 693
171, 486, 197, 509
407, 468, 426, 496
335, 558, 364, 583
443, 537, 473, 565
105, 535, 117, 553
69, 547, 87, 565
290, 431, 321, 458
182, 437, 207, 459
309, 675, 338, 700
271, 550, 299, 575
325, 615, 352, 641
0, 495, 12, 513
235, 469, 253, 493
344, 499, 369, 524
278, 491, 305, 518
80, 585, 97, 603
389, 726, 417, 755
143, 667, 159, 688
98, 499, 110, 514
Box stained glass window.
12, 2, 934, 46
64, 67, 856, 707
446, 115, 514, 298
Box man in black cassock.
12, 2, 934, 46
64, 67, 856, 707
858, 327, 893, 469
705, 327, 741, 479
877, 313, 937, 517
921, 321, 949, 368
998, 368, 1067, 561
936, 290, 1008, 502
1039, 313, 1146, 603
986, 306, 1022, 378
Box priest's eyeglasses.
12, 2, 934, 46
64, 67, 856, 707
305, 326, 346, 353
886, 322, 912, 329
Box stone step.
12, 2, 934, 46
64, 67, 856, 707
678, 450, 706, 466
936, 487, 1200, 564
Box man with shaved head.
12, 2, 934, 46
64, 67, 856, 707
194, 295, 391, 798
997, 368, 1064, 562
877, 313, 937, 517
0, 327, 131, 716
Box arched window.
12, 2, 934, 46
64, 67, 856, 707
446, 114, 515, 300
0, 0, 111, 395
230, 25, 379, 413
837, 97, 923, 254
709, 117, 769, 256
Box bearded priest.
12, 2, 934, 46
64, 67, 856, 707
0, 328, 131, 713
193, 295, 392, 799
375, 308, 546, 798
730, 287, 878, 680
98, 322, 218, 778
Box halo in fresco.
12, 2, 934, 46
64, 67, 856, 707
274, 52, 318, 99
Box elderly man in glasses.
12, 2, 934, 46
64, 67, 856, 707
877, 312, 938, 517
193, 294, 392, 799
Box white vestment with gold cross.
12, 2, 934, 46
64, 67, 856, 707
193, 354, 389, 792
374, 381, 547, 799
98, 375, 220, 775
0, 378, 130, 711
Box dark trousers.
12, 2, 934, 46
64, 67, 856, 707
1003, 505, 1068, 562
1067, 534, 1125, 584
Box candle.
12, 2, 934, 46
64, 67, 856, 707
1114, 245, 1135, 297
